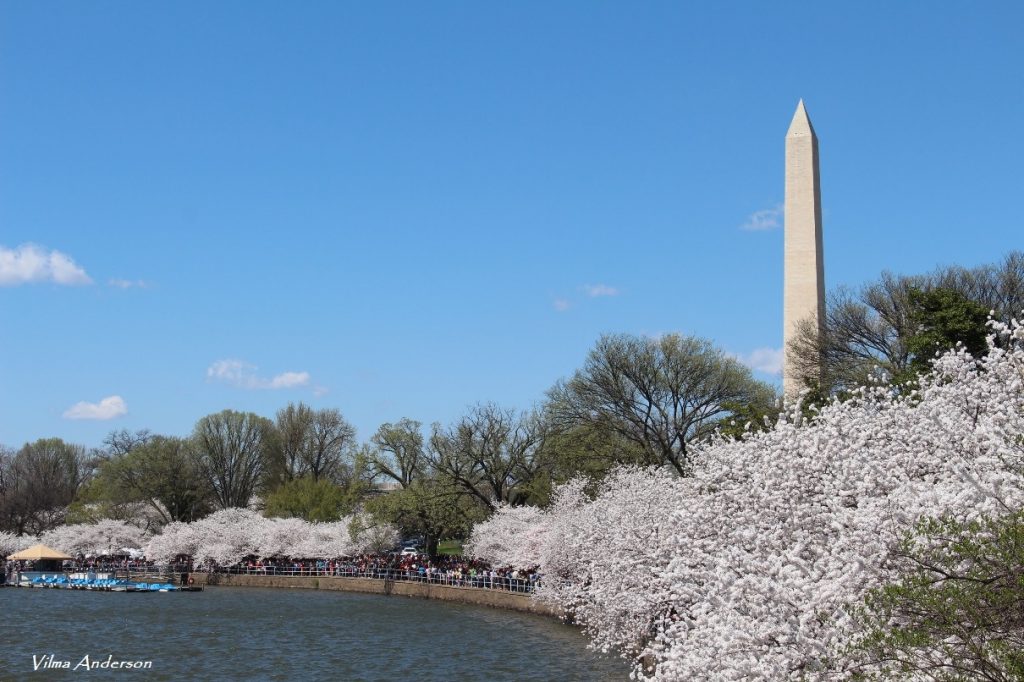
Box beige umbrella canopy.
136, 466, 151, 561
6, 544, 73, 561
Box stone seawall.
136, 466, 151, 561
189, 572, 561, 617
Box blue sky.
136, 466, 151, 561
2, 2, 1022, 449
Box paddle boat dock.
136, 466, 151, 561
14, 574, 202, 592
5, 543, 201, 592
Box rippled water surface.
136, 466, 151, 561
0, 586, 628, 681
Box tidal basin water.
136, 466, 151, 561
0, 586, 628, 680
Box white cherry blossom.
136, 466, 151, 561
39, 520, 147, 557
472, 322, 1024, 679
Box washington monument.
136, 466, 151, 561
782, 100, 825, 397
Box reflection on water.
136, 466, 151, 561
0, 587, 628, 681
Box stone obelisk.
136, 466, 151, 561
783, 100, 825, 397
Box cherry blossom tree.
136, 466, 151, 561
39, 519, 147, 557
144, 521, 200, 564
465, 502, 553, 570
142, 509, 399, 565
348, 512, 400, 555
0, 531, 38, 558
188, 508, 265, 567
257, 517, 310, 558
472, 320, 1024, 679
285, 520, 355, 559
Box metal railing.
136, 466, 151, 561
54, 564, 192, 580
23, 561, 543, 594
206, 565, 541, 593
58, 562, 167, 572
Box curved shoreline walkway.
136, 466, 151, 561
189, 571, 562, 617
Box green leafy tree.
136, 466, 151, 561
904, 287, 990, 375
364, 477, 482, 557
362, 417, 483, 555
851, 511, 1024, 681
84, 435, 213, 524
263, 476, 355, 522
529, 424, 646, 502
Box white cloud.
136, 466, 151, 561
63, 395, 127, 420
741, 204, 783, 231
108, 278, 148, 289
0, 244, 92, 286
582, 284, 620, 297
207, 359, 312, 390
732, 347, 784, 375
268, 371, 311, 389
553, 298, 571, 312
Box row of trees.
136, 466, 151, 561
73, 405, 364, 529
7, 253, 1019, 617
0, 405, 363, 536
0, 511, 401, 567
1, 333, 776, 553
5, 251, 1019, 547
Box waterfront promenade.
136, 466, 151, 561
176, 553, 558, 615
190, 570, 559, 616
6, 552, 557, 616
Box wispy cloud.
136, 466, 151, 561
731, 347, 784, 375
552, 298, 571, 312
108, 278, 148, 289
741, 204, 783, 231
207, 359, 312, 390
0, 244, 92, 286
581, 284, 620, 298
63, 395, 127, 420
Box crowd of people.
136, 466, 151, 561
4, 548, 542, 594
63, 556, 156, 572
223, 552, 542, 593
